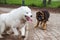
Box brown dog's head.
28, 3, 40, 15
36, 11, 44, 21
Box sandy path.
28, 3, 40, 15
0, 7, 60, 40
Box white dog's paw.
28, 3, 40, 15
0, 35, 3, 38
21, 33, 26, 38
21, 32, 26, 38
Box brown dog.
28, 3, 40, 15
35, 10, 50, 30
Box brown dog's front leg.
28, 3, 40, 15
42, 22, 47, 30
35, 21, 39, 28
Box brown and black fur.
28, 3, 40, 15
35, 10, 50, 30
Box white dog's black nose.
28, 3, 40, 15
25, 15, 27, 17
30, 15, 32, 17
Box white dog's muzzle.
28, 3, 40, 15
25, 15, 32, 23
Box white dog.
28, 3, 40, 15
0, 6, 32, 38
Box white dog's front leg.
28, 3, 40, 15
20, 25, 26, 37
0, 22, 5, 38
11, 27, 19, 36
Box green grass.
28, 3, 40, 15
6, 0, 22, 5
25, 0, 42, 7
0, 0, 60, 8
47, 1, 60, 8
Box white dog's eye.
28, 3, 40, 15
26, 12, 28, 14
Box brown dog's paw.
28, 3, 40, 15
42, 26, 46, 30
34, 26, 38, 28
42, 28, 46, 30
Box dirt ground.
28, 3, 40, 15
0, 7, 60, 40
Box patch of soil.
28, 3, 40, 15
0, 4, 60, 13
30, 7, 60, 13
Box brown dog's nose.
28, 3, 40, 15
30, 15, 32, 17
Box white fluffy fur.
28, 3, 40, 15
0, 6, 32, 38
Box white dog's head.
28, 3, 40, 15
20, 6, 33, 23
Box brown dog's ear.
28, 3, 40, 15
36, 11, 43, 15
40, 11, 44, 16
36, 11, 40, 14
36, 11, 40, 16
40, 11, 44, 19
